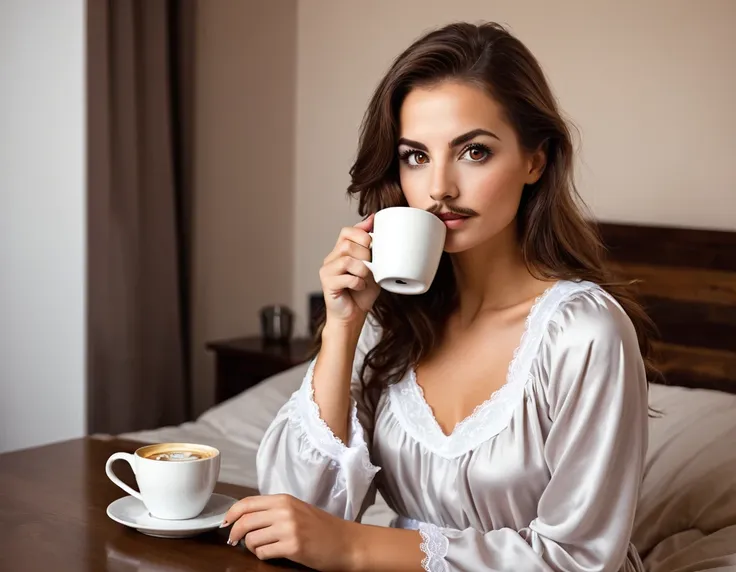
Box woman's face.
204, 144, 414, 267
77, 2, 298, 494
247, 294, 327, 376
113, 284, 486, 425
398, 81, 544, 254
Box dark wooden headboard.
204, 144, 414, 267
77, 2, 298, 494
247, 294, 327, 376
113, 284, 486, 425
597, 222, 736, 394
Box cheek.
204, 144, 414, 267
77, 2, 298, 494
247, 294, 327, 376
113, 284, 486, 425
459, 160, 526, 212
398, 168, 428, 207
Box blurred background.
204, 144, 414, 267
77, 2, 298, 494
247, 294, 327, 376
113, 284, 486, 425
1, 0, 734, 453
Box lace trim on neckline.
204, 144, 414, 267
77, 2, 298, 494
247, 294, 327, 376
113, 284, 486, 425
388, 280, 597, 458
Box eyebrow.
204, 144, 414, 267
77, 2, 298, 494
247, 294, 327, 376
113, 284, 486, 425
397, 128, 500, 151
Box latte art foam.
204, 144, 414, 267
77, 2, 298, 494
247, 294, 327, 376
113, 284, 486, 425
150, 451, 204, 462
137, 443, 218, 463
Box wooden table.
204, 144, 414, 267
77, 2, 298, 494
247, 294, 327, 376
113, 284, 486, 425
0, 437, 306, 571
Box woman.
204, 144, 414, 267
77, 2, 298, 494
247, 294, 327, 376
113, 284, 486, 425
223, 22, 654, 572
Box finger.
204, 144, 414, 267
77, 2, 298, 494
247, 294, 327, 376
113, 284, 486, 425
339, 225, 372, 249
354, 213, 374, 232
321, 256, 372, 280
223, 495, 281, 526
223, 498, 256, 526
324, 239, 372, 265
228, 510, 279, 545
323, 274, 367, 295
243, 525, 281, 553
253, 540, 291, 561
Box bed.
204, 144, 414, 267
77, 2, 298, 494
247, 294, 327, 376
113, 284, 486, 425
115, 221, 736, 571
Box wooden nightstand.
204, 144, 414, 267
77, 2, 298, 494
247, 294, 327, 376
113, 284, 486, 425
206, 337, 314, 405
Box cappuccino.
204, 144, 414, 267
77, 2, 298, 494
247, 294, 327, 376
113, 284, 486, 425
106, 442, 220, 520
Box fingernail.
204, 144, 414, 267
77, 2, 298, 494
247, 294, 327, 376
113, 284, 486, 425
227, 539, 234, 546
219, 520, 229, 528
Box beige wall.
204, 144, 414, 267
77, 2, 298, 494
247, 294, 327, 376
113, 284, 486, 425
293, 0, 736, 333
192, 0, 297, 414
192, 1, 736, 404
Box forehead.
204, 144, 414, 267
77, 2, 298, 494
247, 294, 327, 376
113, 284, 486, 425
399, 81, 512, 142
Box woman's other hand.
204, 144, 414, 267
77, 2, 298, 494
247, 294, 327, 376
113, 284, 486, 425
223, 494, 359, 571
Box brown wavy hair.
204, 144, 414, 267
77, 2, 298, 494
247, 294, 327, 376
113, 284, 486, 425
316, 22, 658, 407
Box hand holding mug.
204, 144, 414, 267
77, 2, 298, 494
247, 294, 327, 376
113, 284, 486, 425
319, 214, 381, 327
319, 207, 447, 328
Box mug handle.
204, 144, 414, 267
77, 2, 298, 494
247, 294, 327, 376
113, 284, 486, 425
105, 453, 143, 501
363, 232, 374, 273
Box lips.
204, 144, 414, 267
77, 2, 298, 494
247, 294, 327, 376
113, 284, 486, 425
437, 212, 469, 221
435, 211, 472, 230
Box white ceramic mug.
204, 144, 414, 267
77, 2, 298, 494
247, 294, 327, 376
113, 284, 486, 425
105, 442, 221, 520
364, 207, 447, 295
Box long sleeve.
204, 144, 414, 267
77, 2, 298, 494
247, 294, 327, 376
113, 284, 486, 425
256, 317, 381, 521
416, 291, 648, 572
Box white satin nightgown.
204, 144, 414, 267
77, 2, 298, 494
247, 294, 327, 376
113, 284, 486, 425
257, 280, 648, 572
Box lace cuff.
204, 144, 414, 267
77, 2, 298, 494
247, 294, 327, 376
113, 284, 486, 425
293, 359, 380, 475
392, 517, 450, 572
418, 523, 450, 572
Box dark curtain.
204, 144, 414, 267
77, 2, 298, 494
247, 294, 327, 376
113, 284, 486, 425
86, 0, 195, 434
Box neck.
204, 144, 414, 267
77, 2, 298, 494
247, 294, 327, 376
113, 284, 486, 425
449, 221, 537, 326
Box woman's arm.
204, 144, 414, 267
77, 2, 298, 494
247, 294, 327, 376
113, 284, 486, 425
311, 215, 380, 443
256, 217, 382, 518
351, 524, 426, 571
256, 317, 381, 520
311, 320, 364, 443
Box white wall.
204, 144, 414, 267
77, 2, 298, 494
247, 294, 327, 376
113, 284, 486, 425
0, 0, 86, 452
292, 0, 736, 333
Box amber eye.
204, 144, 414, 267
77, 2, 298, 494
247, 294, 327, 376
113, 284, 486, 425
399, 147, 431, 167
468, 148, 485, 161
460, 144, 490, 163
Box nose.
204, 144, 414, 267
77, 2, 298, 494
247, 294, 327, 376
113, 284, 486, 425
428, 162, 459, 202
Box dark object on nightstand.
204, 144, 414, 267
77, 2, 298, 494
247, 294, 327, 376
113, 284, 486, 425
308, 292, 325, 336
259, 304, 294, 342
206, 336, 314, 405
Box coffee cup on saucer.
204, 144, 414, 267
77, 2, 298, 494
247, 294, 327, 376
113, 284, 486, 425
105, 442, 221, 520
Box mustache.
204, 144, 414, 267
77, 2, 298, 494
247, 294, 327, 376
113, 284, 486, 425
426, 203, 479, 217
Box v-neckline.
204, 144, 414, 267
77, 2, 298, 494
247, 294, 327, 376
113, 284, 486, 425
408, 281, 561, 439
387, 280, 594, 458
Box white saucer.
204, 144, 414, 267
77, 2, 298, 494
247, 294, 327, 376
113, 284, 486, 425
106, 493, 237, 539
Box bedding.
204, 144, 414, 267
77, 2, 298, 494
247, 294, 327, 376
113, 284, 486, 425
634, 384, 736, 554
117, 364, 736, 569
643, 525, 736, 572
